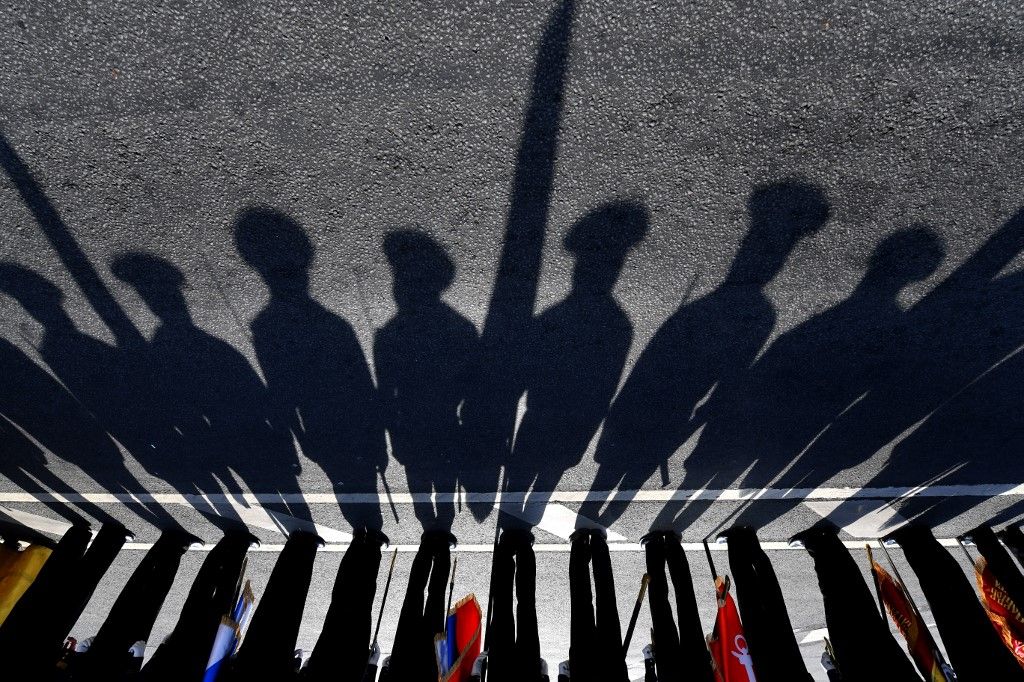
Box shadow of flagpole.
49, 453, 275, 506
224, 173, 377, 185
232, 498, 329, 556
0, 132, 145, 350
465, 0, 576, 522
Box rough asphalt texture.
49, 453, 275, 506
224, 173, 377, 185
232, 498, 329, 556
1, 1, 1023, 679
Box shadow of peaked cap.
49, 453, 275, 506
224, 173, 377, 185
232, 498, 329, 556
234, 207, 313, 279
383, 229, 455, 293
868, 224, 944, 281
564, 201, 650, 256
110, 252, 185, 295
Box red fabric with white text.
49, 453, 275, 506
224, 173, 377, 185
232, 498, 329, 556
707, 577, 757, 682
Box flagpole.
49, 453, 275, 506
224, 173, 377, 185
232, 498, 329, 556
483, 467, 507, 653
372, 548, 399, 649
232, 556, 248, 608
865, 544, 888, 627
955, 536, 976, 569
880, 542, 931, 629
446, 557, 459, 628
622, 573, 649, 655
703, 536, 718, 580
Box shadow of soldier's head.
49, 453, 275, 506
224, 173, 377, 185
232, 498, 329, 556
234, 207, 314, 296
564, 200, 650, 295
382, 229, 455, 311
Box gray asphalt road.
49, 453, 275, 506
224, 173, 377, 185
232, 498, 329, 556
2, 0, 1023, 679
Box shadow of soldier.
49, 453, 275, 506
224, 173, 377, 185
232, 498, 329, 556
374, 230, 478, 531
235, 208, 386, 530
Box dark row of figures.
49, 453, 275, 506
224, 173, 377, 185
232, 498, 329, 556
1, 520, 1023, 682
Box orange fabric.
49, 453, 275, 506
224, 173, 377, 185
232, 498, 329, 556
872, 561, 947, 682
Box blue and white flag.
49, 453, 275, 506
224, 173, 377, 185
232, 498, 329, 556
202, 581, 256, 682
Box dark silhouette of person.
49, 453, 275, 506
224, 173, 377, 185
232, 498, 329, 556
0, 520, 128, 676
384, 530, 454, 682
374, 230, 478, 531
833, 209, 1024, 508
109, 252, 297, 506
696, 227, 945, 530
70, 528, 194, 682
888, 524, 1024, 680
459, 0, 574, 521
742, 208, 1024, 533
568, 528, 629, 682
0, 134, 181, 528
141, 529, 255, 682
303, 528, 388, 682
223, 530, 323, 682
506, 202, 648, 523
0, 334, 113, 525
581, 181, 829, 527
0, 263, 168, 527
485, 529, 543, 682
723, 525, 813, 682
792, 523, 922, 682
234, 207, 386, 530
641, 530, 715, 682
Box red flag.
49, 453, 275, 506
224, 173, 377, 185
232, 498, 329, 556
707, 576, 757, 682
974, 557, 1024, 668
871, 560, 951, 682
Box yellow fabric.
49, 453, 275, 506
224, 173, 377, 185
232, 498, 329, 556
0, 544, 52, 625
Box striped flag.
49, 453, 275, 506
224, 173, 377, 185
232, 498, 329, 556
203, 581, 256, 682
435, 594, 482, 682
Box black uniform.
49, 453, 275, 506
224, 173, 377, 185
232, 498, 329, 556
0, 522, 127, 677
486, 529, 542, 682
303, 529, 387, 682
887, 524, 1024, 682
383, 530, 454, 682
141, 530, 254, 682
71, 529, 193, 681
224, 530, 322, 682
568, 529, 628, 682
794, 524, 921, 682
642, 531, 714, 682
724, 525, 813, 682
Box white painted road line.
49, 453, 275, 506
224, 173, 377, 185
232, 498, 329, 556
803, 499, 909, 538
798, 628, 829, 644
2, 482, 1023, 505
113, 539, 969, 552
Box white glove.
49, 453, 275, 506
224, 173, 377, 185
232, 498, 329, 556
643, 644, 654, 661
368, 642, 381, 666
75, 637, 95, 653
539, 659, 549, 676
129, 640, 146, 658
472, 650, 488, 675
558, 660, 570, 677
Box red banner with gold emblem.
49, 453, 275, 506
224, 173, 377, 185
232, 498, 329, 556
871, 560, 950, 682
975, 557, 1024, 668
